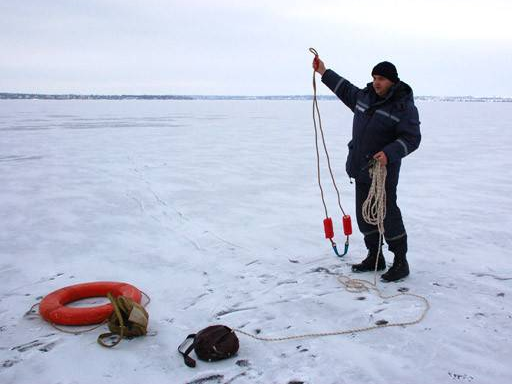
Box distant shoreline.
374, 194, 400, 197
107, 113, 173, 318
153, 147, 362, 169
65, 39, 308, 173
1, 93, 511, 102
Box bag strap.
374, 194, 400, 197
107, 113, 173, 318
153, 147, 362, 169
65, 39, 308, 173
97, 292, 126, 348
177, 334, 197, 368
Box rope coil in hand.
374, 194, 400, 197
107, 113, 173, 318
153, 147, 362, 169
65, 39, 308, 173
362, 160, 387, 285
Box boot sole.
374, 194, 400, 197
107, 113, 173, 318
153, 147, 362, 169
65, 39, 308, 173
352, 267, 386, 273
381, 274, 409, 283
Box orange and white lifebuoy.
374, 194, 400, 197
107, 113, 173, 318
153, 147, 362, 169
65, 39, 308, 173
39, 281, 142, 326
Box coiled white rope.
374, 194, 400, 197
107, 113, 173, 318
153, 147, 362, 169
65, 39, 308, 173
362, 161, 387, 235
362, 160, 387, 285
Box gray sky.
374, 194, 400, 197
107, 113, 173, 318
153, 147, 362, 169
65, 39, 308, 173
1, 0, 511, 96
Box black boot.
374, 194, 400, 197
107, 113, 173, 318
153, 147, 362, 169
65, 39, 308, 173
352, 232, 386, 273
381, 253, 409, 282
351, 249, 386, 272
381, 235, 409, 282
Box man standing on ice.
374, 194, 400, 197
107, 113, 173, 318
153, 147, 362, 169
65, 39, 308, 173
313, 58, 421, 282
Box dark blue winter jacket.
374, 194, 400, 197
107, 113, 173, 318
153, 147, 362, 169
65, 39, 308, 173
321, 69, 421, 185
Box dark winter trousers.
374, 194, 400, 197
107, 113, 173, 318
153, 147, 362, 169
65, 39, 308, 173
355, 181, 408, 256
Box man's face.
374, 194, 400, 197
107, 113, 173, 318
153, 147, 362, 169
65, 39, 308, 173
372, 75, 394, 97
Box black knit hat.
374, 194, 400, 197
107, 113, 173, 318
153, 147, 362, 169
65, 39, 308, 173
371, 61, 399, 83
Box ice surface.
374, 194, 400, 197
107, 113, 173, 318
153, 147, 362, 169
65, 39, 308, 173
1, 99, 511, 383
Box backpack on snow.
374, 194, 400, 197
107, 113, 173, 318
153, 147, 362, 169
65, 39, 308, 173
178, 325, 239, 367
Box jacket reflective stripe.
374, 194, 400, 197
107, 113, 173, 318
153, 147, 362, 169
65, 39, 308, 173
356, 101, 368, 112
334, 78, 345, 94
375, 109, 400, 122
396, 139, 409, 156
385, 232, 407, 241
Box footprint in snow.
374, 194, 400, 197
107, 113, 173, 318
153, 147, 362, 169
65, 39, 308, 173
236, 359, 250, 367
448, 372, 475, 382
471, 272, 512, 281
1, 357, 21, 369
432, 282, 457, 289
185, 374, 224, 384
308, 267, 336, 275
11, 334, 59, 353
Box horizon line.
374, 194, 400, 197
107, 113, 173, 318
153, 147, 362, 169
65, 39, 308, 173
1, 92, 511, 100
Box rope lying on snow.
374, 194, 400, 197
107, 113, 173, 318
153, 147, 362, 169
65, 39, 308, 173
234, 160, 429, 342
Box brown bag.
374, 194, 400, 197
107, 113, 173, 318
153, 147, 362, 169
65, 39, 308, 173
178, 325, 239, 368
97, 293, 149, 348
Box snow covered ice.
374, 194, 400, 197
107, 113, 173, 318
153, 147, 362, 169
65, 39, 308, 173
0, 99, 511, 384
